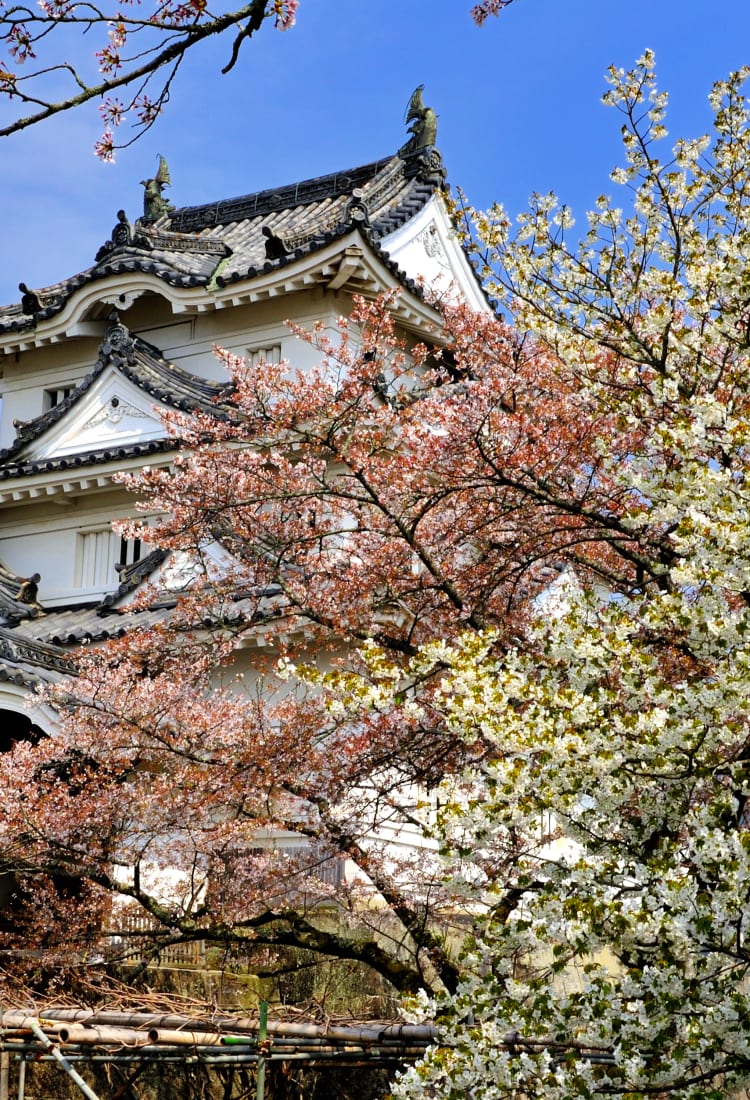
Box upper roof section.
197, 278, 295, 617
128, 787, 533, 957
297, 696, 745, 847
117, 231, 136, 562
0, 140, 458, 337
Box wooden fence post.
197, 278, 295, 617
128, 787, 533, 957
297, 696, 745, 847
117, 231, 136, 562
256, 1002, 268, 1100
0, 1050, 9, 1100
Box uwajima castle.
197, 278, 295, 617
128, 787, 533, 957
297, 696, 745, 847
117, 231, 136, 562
0, 97, 487, 747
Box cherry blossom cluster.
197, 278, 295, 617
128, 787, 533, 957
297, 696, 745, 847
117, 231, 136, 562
470, 0, 515, 25
271, 0, 297, 30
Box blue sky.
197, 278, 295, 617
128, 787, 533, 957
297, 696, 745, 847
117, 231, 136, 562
2, 0, 750, 306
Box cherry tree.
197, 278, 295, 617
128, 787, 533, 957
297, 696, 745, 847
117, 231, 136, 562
1, 46, 749, 1097
0, 0, 298, 158
0, 295, 540, 1002
0, 0, 516, 158
1, 0, 301, 158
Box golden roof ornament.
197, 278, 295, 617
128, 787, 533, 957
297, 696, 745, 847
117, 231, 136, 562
140, 154, 174, 222
399, 85, 438, 156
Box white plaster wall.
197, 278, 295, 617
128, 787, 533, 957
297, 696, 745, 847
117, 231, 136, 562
0, 486, 145, 604
381, 194, 489, 313
0, 338, 103, 449
155, 293, 351, 379
0, 290, 350, 450
0, 684, 60, 736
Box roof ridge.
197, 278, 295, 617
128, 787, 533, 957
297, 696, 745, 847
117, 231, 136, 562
167, 155, 397, 233
0, 626, 73, 673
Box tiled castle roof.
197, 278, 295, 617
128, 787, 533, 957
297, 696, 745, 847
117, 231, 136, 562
0, 147, 447, 332
0, 316, 236, 477
6, 580, 283, 649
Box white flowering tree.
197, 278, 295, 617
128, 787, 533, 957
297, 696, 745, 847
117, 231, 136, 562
364, 54, 750, 1097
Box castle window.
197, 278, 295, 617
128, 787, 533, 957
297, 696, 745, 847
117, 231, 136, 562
247, 344, 282, 369
43, 386, 73, 412
117, 535, 143, 570
75, 529, 146, 589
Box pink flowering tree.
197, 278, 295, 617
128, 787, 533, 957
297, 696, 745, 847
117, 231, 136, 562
0, 0, 298, 158
0, 294, 539, 1002
0, 0, 513, 158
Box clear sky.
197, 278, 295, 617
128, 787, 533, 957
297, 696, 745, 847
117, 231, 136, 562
2, 0, 750, 307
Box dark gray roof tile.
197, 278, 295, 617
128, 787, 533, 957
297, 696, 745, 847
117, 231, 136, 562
8, 583, 282, 650
101, 548, 170, 608
0, 626, 74, 675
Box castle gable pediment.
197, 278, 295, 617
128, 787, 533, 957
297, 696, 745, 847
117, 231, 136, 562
379, 194, 489, 313
0, 317, 234, 474
24, 368, 169, 462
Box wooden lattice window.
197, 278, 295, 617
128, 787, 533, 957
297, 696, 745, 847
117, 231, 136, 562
247, 344, 282, 368
75, 529, 146, 589
43, 386, 73, 411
